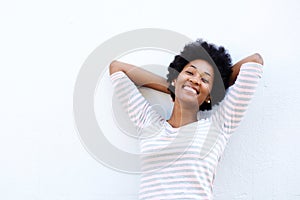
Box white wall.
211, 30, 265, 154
1, 0, 300, 199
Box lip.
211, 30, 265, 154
182, 84, 199, 95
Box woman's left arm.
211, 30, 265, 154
213, 55, 264, 136
229, 53, 264, 86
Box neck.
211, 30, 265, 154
167, 100, 198, 128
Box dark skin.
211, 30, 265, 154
109, 53, 263, 92
109, 53, 263, 127
167, 59, 214, 127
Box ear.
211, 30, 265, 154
171, 79, 177, 86
205, 95, 211, 103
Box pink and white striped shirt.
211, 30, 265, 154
111, 62, 263, 200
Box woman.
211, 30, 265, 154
110, 39, 263, 200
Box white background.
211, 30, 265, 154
1, 0, 300, 199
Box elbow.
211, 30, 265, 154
252, 53, 264, 65
109, 60, 119, 75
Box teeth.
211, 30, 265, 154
183, 86, 197, 94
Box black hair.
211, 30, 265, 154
166, 39, 232, 111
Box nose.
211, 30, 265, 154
189, 77, 200, 85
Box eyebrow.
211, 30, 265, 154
190, 65, 211, 77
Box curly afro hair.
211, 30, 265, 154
166, 39, 232, 111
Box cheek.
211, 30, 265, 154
174, 82, 182, 96
201, 83, 211, 94
207, 80, 214, 92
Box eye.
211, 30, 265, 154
201, 78, 209, 83
185, 71, 193, 75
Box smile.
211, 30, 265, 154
182, 85, 199, 95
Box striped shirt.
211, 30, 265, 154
110, 62, 263, 200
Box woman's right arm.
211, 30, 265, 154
110, 61, 165, 132
109, 60, 170, 94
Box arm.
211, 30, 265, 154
109, 60, 170, 94
110, 65, 164, 132
228, 53, 264, 86
213, 61, 263, 137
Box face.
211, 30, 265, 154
173, 59, 214, 109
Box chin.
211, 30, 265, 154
180, 97, 200, 108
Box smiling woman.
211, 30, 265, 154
109, 39, 263, 200
171, 59, 215, 124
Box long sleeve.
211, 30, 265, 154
212, 62, 263, 137
110, 71, 164, 133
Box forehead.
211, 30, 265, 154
184, 59, 214, 76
